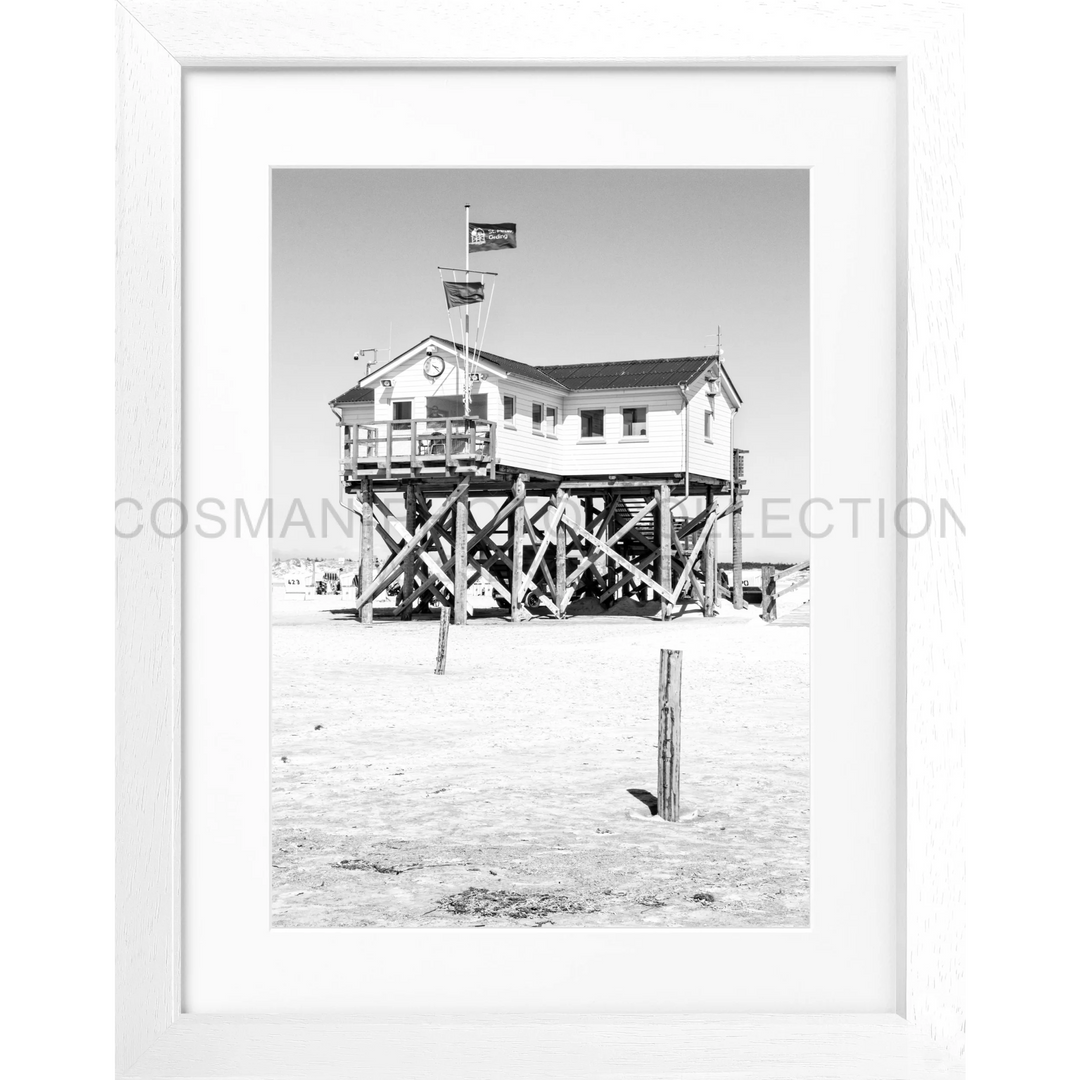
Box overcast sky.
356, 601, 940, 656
271, 169, 809, 561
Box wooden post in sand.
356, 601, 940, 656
657, 648, 682, 822
760, 565, 777, 622
434, 605, 451, 674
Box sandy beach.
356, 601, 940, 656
271, 586, 810, 928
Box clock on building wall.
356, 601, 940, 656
423, 352, 445, 378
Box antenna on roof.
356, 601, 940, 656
353, 347, 379, 375
708, 324, 725, 364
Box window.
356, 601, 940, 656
427, 395, 487, 419
392, 401, 413, 432
579, 408, 604, 438
622, 406, 647, 437
503, 395, 516, 424
532, 402, 543, 434
704, 406, 713, 441
544, 405, 558, 437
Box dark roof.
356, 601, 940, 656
331, 337, 738, 403
534, 355, 717, 392
329, 384, 375, 406
428, 337, 567, 389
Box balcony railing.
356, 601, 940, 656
340, 417, 497, 480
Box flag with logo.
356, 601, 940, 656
443, 280, 485, 308
468, 223, 517, 252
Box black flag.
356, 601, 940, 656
443, 280, 485, 308
468, 223, 516, 251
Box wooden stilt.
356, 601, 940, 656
454, 477, 469, 626
402, 484, 417, 620
761, 564, 778, 622
658, 484, 672, 620
555, 492, 568, 616
359, 479, 374, 626
657, 648, 682, 822
732, 506, 744, 609
704, 488, 717, 617
510, 476, 527, 621
732, 449, 746, 609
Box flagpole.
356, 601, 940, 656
464, 203, 471, 416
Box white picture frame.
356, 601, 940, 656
116, 2, 963, 1076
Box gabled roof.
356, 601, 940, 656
329, 335, 742, 405
427, 337, 567, 389
534, 355, 718, 392
329, 384, 375, 406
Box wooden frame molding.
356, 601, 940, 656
116, 2, 964, 1075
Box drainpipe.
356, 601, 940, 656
679, 383, 691, 497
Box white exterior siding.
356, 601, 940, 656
492, 375, 565, 476
339, 401, 374, 427
686, 377, 734, 482
564, 388, 687, 476
370, 350, 478, 421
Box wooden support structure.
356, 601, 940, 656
657, 648, 682, 822
402, 484, 417, 621
776, 559, 810, 581
510, 476, 527, 622
355, 479, 469, 612
760, 564, 778, 622
555, 491, 568, 616
453, 476, 470, 626
358, 479, 374, 626
658, 484, 672, 620
434, 606, 450, 674
347, 473, 736, 623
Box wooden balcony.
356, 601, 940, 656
340, 417, 497, 483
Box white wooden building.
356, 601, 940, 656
330, 335, 742, 485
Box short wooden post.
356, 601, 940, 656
658, 484, 672, 620
359, 479, 374, 626
401, 483, 417, 621
453, 477, 470, 626
656, 648, 682, 822
704, 488, 717, 617
434, 605, 451, 674
510, 477, 527, 621
761, 565, 777, 622
555, 492, 568, 616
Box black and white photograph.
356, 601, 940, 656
270, 169, 810, 928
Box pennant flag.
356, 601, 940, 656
469, 223, 517, 252
443, 280, 485, 308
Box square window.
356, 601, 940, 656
503, 395, 515, 422
532, 402, 543, 434
580, 409, 604, 438
622, 406, 647, 437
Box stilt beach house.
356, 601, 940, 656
330, 336, 748, 623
